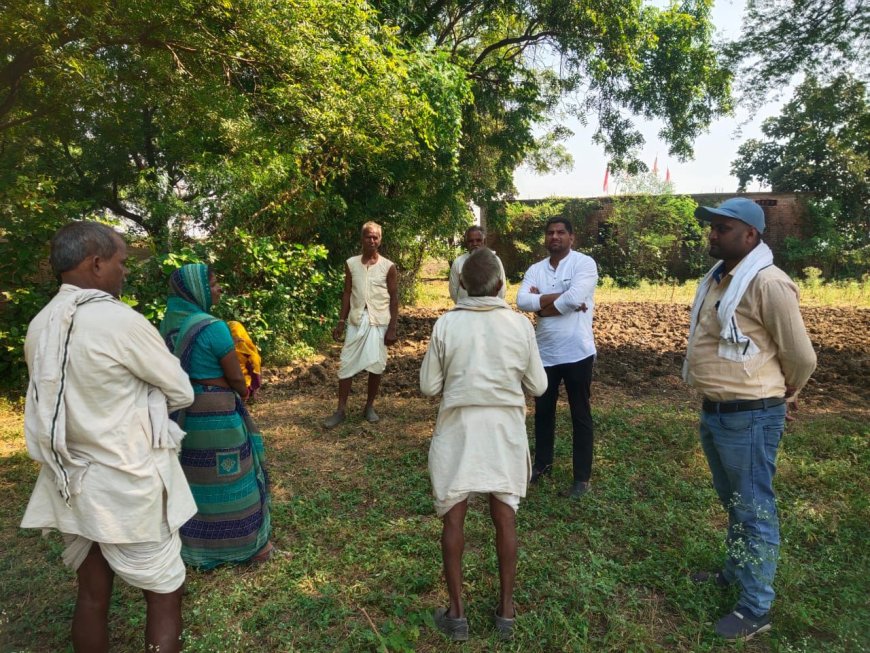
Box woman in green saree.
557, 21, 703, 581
160, 263, 273, 569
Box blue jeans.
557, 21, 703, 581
699, 402, 786, 617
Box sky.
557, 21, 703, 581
513, 0, 781, 199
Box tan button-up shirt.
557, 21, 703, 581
685, 265, 816, 402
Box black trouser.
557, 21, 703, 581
533, 355, 594, 482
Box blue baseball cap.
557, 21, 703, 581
695, 197, 765, 233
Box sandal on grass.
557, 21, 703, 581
433, 607, 468, 642
493, 606, 516, 641
249, 542, 275, 565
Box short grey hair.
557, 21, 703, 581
465, 225, 484, 239
460, 248, 501, 297
361, 221, 382, 236
50, 221, 121, 275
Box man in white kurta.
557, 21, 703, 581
324, 221, 398, 427
448, 225, 507, 303
421, 247, 547, 642
20, 221, 195, 653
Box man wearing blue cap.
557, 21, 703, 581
683, 197, 816, 641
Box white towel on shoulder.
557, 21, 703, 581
685, 242, 774, 377
24, 289, 116, 505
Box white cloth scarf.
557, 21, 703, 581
452, 296, 510, 312
685, 242, 774, 377
24, 288, 116, 505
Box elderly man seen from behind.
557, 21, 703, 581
20, 221, 196, 653
421, 248, 547, 642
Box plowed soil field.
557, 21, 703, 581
268, 303, 869, 410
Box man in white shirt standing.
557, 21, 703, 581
517, 217, 598, 499
21, 221, 196, 653
448, 225, 507, 303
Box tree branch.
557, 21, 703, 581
470, 30, 557, 70
101, 198, 146, 227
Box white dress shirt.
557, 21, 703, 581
516, 250, 598, 366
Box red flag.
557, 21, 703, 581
652, 156, 659, 175
602, 165, 609, 193
665, 167, 671, 183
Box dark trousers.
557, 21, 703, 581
533, 355, 594, 482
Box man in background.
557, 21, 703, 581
448, 225, 507, 303
517, 217, 598, 499
324, 221, 399, 427
21, 221, 196, 653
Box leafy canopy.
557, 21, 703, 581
727, 0, 870, 99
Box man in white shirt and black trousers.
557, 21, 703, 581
517, 217, 598, 499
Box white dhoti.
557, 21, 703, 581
61, 518, 185, 593
339, 310, 387, 379
428, 405, 531, 517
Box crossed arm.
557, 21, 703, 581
517, 258, 598, 317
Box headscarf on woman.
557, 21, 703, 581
159, 264, 219, 374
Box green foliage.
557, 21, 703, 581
123, 230, 341, 362
209, 230, 341, 359
727, 0, 870, 100
732, 75, 869, 279
592, 174, 706, 286
376, 0, 732, 191
781, 199, 870, 279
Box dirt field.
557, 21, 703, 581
267, 302, 870, 410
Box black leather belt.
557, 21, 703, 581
702, 397, 785, 414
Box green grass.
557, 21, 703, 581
1, 390, 867, 652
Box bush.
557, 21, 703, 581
782, 198, 870, 278
590, 191, 706, 287
0, 224, 342, 394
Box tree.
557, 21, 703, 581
732, 75, 869, 227
0, 0, 470, 248
372, 0, 733, 201
0, 0, 472, 387
728, 0, 870, 99
731, 74, 870, 276
592, 172, 706, 285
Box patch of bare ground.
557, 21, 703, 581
261, 302, 870, 418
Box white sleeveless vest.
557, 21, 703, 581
347, 254, 393, 326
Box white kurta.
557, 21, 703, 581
420, 297, 547, 511
21, 285, 196, 544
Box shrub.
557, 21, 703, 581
782, 198, 870, 279
590, 191, 706, 287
